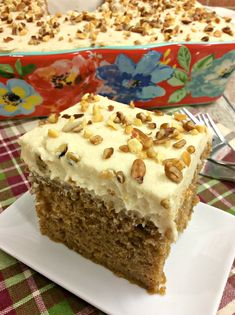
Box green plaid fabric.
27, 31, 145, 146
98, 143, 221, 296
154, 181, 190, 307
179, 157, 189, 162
0, 117, 234, 315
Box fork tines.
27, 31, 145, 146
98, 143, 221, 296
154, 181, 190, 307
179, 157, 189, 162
180, 108, 200, 125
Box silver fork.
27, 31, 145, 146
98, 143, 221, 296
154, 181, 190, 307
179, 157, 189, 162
180, 108, 235, 167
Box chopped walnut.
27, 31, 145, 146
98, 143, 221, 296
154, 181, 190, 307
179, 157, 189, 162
55, 143, 68, 158
173, 139, 186, 149
116, 171, 125, 183
181, 151, 191, 166
164, 163, 183, 183
47, 113, 59, 124
66, 151, 80, 164
187, 145, 195, 154
90, 135, 103, 145
161, 199, 170, 209
131, 159, 146, 184
103, 147, 114, 159
119, 145, 129, 153
99, 169, 115, 179
48, 129, 59, 138
128, 138, 143, 154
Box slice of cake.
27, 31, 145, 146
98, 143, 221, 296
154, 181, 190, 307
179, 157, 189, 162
19, 94, 211, 293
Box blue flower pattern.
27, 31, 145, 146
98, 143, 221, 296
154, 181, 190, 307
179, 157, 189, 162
187, 50, 235, 98
0, 79, 42, 116
96, 51, 174, 103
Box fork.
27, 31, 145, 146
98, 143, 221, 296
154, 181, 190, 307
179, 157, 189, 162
180, 108, 235, 167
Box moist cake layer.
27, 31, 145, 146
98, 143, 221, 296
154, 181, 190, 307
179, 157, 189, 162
0, 0, 234, 53
30, 140, 210, 293
19, 94, 211, 241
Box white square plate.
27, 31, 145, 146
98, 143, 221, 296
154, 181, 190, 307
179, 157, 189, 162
0, 192, 235, 315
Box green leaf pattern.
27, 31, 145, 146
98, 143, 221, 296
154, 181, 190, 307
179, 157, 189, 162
0, 64, 14, 78
0, 59, 36, 79
177, 46, 191, 72
168, 46, 220, 103
192, 54, 214, 72
168, 88, 188, 103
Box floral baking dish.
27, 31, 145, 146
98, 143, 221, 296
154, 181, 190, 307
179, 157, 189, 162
0, 41, 235, 119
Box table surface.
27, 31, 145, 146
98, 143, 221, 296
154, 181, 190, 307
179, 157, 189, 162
0, 76, 235, 315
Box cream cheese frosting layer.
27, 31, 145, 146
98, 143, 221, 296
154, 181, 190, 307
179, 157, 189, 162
0, 0, 235, 53
19, 95, 211, 241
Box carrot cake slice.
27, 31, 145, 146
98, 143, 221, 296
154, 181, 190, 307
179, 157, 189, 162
19, 94, 211, 293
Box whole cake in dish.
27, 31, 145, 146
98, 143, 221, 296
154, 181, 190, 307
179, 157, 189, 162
19, 94, 211, 293
0, 0, 234, 52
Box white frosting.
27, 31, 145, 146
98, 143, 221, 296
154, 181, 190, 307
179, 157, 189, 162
19, 95, 211, 241
0, 0, 234, 53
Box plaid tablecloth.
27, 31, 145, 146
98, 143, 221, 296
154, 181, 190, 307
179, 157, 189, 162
0, 118, 235, 315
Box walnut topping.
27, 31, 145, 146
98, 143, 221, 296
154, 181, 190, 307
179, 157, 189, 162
160, 123, 170, 129
107, 119, 118, 130
154, 110, 164, 116
134, 40, 142, 45
66, 151, 80, 164
189, 129, 199, 135
136, 112, 147, 123
129, 101, 135, 108
137, 151, 148, 159
103, 147, 114, 159
146, 147, 157, 159
224, 17, 232, 22
4, 36, 14, 42
156, 126, 179, 141
195, 124, 206, 133
48, 128, 59, 138
47, 113, 58, 124
204, 25, 213, 32
174, 112, 187, 121
62, 119, 82, 132
108, 105, 114, 111
161, 199, 170, 209
116, 171, 125, 184
183, 121, 196, 131
55, 144, 68, 158
124, 125, 133, 135
163, 158, 185, 170
132, 128, 153, 150
185, 34, 191, 42
148, 122, 156, 129
187, 145, 195, 154
133, 118, 142, 126
83, 128, 93, 139
222, 26, 233, 36
99, 169, 115, 179
119, 145, 129, 153
73, 113, 84, 119
76, 32, 88, 39
173, 139, 186, 149
154, 138, 168, 145
213, 30, 222, 38
164, 163, 183, 183
128, 138, 143, 154
131, 159, 146, 184
80, 100, 89, 112
201, 35, 209, 42
115, 111, 125, 124
181, 19, 191, 25
92, 104, 103, 122
90, 135, 103, 145
181, 150, 191, 166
